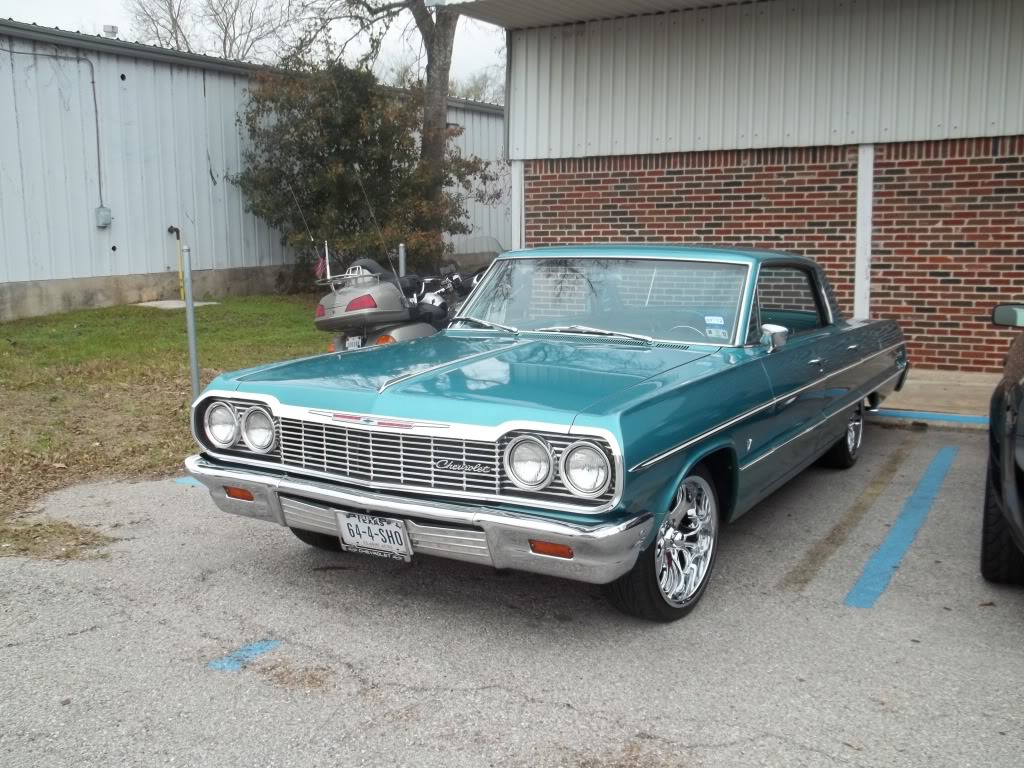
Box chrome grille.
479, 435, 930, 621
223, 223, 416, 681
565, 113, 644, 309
271, 419, 614, 508
279, 418, 501, 494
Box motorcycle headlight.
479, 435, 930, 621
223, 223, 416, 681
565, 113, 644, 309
503, 436, 554, 490
241, 407, 275, 453
204, 402, 239, 448
559, 441, 612, 498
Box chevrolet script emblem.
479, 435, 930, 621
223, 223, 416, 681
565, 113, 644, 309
434, 459, 493, 475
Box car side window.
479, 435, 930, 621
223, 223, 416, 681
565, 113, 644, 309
755, 266, 826, 335
746, 290, 762, 344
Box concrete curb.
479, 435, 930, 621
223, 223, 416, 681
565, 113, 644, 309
869, 408, 988, 432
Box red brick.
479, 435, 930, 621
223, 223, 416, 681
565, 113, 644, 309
524, 137, 1024, 373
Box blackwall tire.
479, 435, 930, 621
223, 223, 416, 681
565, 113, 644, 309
980, 464, 1024, 584
289, 527, 343, 552
604, 465, 720, 622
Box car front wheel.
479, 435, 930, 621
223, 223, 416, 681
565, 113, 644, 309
980, 462, 1024, 584
605, 465, 720, 621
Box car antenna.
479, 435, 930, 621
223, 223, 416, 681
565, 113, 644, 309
352, 162, 400, 277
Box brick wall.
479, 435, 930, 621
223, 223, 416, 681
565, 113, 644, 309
871, 137, 1024, 372
524, 137, 1024, 373
524, 147, 859, 313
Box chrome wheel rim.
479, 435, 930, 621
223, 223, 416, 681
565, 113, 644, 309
846, 408, 864, 455
654, 476, 717, 607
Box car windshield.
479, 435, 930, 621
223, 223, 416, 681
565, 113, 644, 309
457, 257, 748, 344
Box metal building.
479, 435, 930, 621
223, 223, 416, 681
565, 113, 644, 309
431, 0, 1024, 374
0, 19, 509, 320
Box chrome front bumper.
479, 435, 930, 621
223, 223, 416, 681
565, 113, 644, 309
185, 455, 652, 584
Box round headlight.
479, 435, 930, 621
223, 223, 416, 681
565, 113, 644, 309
503, 436, 554, 490
241, 407, 275, 453
559, 441, 612, 498
204, 402, 238, 448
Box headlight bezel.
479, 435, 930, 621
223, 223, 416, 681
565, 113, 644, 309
240, 406, 276, 453
503, 435, 555, 491
204, 401, 240, 449
559, 440, 613, 498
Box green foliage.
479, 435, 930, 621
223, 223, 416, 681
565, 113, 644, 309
233, 59, 499, 275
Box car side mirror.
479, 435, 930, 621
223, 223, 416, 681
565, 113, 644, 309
760, 324, 789, 353
992, 304, 1024, 328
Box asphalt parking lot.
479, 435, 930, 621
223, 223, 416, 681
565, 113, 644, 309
1, 425, 1022, 767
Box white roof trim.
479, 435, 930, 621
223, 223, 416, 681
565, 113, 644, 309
426, 0, 754, 29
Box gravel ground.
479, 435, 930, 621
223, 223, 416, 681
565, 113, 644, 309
1, 425, 1022, 767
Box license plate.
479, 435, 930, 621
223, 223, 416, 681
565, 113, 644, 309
345, 336, 363, 350
336, 511, 411, 562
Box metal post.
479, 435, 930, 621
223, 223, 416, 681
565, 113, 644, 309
181, 243, 200, 401
854, 144, 875, 319
398, 243, 407, 277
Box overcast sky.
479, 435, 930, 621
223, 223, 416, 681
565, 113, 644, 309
0, 0, 504, 79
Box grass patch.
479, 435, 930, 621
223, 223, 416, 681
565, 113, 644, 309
0, 295, 324, 558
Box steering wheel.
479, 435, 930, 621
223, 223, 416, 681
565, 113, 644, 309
667, 310, 715, 338
668, 325, 706, 337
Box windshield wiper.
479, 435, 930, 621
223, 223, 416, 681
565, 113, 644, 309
534, 325, 653, 343
451, 316, 519, 334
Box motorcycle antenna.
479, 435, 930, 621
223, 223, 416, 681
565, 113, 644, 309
352, 162, 400, 277
282, 179, 313, 244
285, 179, 336, 279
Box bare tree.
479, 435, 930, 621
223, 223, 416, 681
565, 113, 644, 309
201, 0, 292, 60
126, 0, 290, 62
450, 67, 504, 104
126, 0, 196, 52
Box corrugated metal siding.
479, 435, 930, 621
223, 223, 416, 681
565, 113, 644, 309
447, 104, 512, 255
0, 35, 288, 283
0, 33, 508, 284
508, 0, 1024, 160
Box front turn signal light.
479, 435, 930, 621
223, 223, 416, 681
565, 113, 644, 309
224, 486, 255, 501
375, 334, 397, 345
528, 540, 574, 559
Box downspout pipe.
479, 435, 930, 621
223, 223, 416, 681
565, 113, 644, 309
168, 226, 184, 301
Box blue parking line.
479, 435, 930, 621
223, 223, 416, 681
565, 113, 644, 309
875, 409, 988, 426
208, 640, 281, 671
844, 446, 959, 609
174, 476, 203, 487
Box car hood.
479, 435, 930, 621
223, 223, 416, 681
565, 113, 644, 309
210, 333, 716, 428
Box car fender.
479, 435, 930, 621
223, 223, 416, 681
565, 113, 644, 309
649, 436, 740, 530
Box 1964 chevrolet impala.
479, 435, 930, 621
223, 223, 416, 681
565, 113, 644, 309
186, 246, 907, 621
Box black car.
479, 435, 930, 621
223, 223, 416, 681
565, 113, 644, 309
982, 304, 1024, 584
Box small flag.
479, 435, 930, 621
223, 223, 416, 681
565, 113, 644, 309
314, 251, 327, 279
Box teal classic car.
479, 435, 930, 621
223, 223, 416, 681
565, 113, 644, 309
186, 246, 908, 621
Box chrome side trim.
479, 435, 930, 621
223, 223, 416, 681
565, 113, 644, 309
193, 390, 625, 515
739, 407, 849, 472
377, 340, 534, 393
739, 366, 906, 472
629, 341, 906, 472
629, 400, 777, 473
